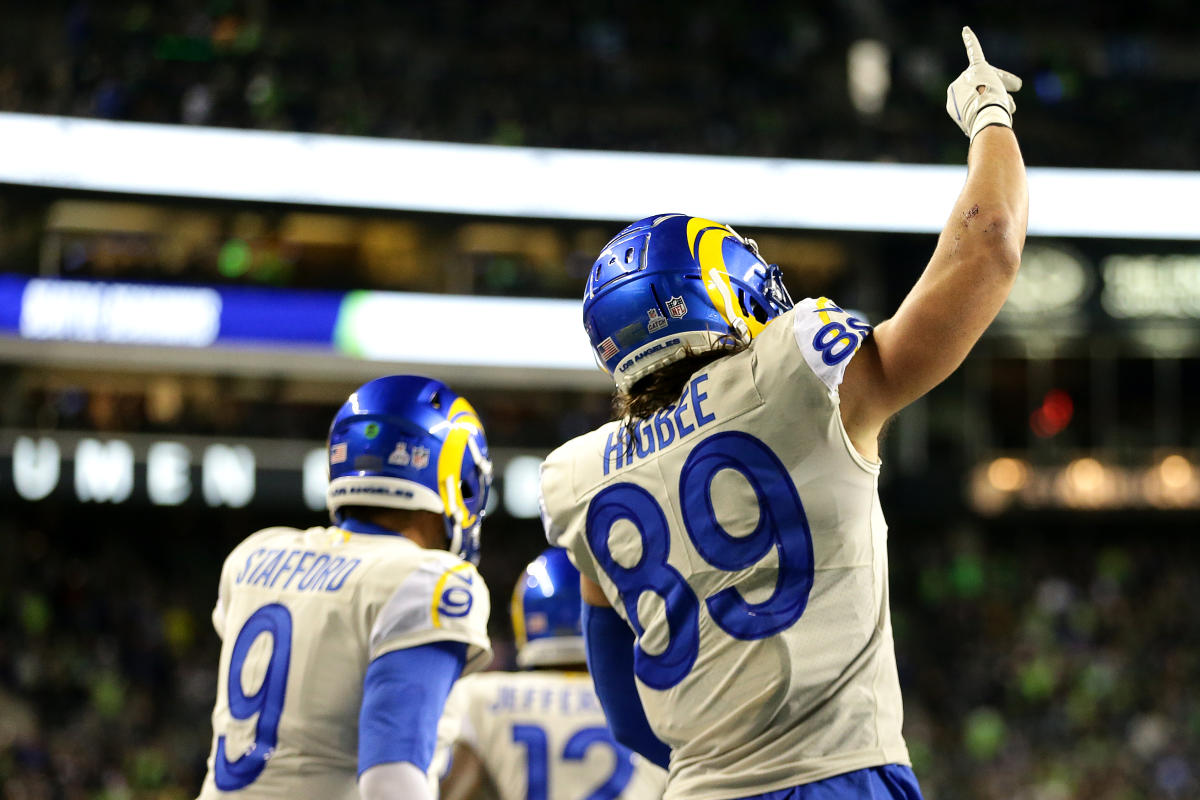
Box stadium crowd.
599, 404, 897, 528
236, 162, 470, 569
0, 1, 1196, 168
1, 510, 1196, 799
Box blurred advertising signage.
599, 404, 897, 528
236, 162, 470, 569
998, 250, 1200, 327
0, 274, 593, 371
19, 279, 221, 345
2, 431, 542, 518
1100, 255, 1200, 319
1000, 245, 1093, 319
0, 274, 339, 348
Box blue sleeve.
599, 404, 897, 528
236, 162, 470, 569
358, 640, 467, 775
582, 603, 671, 770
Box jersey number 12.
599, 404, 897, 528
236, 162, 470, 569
512, 724, 634, 800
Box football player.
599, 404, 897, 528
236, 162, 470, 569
196, 375, 494, 800
539, 28, 1026, 800
440, 547, 666, 800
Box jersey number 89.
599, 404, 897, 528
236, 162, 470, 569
585, 431, 815, 690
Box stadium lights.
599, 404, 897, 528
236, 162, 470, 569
970, 453, 1200, 512
986, 457, 1029, 492
1, 113, 1199, 240
1158, 454, 1193, 489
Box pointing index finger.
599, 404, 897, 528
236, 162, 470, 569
962, 26, 985, 66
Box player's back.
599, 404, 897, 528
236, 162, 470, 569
541, 300, 909, 799
446, 670, 666, 800
197, 524, 491, 799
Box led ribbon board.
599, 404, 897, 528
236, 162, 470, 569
0, 274, 338, 348
0, 113, 1197, 240
0, 274, 595, 372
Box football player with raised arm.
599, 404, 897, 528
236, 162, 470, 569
538, 28, 1026, 800
196, 375, 494, 800
440, 548, 666, 800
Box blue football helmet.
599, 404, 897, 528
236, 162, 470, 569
326, 375, 492, 564
511, 548, 585, 668
583, 213, 794, 391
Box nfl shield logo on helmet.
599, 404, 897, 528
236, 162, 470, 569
598, 337, 618, 360
411, 446, 430, 469
646, 308, 668, 333
666, 295, 687, 318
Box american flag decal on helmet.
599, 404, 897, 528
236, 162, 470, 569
666, 295, 688, 318
598, 337, 618, 360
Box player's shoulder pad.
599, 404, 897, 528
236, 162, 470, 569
237, 524, 305, 548
369, 550, 491, 668
789, 297, 873, 393
539, 430, 607, 547
223, 526, 303, 568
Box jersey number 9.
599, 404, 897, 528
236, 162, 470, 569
215, 603, 293, 790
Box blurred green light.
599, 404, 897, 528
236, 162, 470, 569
964, 707, 1007, 761
218, 238, 252, 278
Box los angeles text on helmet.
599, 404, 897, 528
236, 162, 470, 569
328, 484, 416, 500
616, 337, 682, 374
602, 374, 716, 476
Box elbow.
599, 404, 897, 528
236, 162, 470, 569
991, 238, 1023, 283
959, 213, 1024, 282
987, 207, 1027, 270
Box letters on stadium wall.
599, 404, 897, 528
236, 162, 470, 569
0, 430, 536, 517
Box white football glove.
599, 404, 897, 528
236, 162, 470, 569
946, 26, 1022, 140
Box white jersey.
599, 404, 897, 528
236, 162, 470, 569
197, 525, 492, 800
443, 671, 666, 800
540, 299, 909, 800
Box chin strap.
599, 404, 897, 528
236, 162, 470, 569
730, 316, 752, 343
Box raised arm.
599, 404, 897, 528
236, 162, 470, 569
841, 27, 1028, 453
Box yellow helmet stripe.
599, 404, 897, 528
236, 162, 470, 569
685, 216, 728, 258
446, 396, 483, 429
692, 225, 767, 339
510, 572, 528, 649
437, 396, 486, 530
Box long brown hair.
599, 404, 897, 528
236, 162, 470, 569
612, 344, 746, 439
